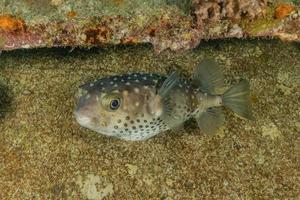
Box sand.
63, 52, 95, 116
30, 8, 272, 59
0, 40, 299, 199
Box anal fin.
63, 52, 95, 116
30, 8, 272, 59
196, 107, 224, 135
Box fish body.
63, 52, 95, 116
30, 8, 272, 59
74, 60, 252, 141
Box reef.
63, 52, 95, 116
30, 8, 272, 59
0, 0, 299, 52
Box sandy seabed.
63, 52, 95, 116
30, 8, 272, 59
0, 40, 299, 199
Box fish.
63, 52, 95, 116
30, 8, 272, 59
74, 59, 252, 141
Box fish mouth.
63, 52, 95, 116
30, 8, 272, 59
74, 109, 110, 135
74, 100, 90, 126
74, 110, 91, 127
74, 93, 96, 128
74, 106, 102, 131
73, 90, 115, 136
74, 95, 105, 132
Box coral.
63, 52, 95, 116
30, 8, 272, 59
275, 3, 295, 19
240, 6, 280, 35
67, 11, 77, 19
0, 15, 26, 32
194, 0, 268, 26
143, 9, 202, 52
0, 36, 5, 47
0, 0, 299, 52
166, 0, 193, 14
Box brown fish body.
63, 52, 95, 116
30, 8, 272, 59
75, 73, 196, 140
74, 60, 252, 141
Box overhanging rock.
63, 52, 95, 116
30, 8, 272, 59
0, 0, 299, 53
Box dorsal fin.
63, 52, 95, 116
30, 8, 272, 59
158, 72, 179, 98
192, 59, 224, 94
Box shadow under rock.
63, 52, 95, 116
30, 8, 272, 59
0, 81, 13, 120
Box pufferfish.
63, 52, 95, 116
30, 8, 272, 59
74, 59, 252, 141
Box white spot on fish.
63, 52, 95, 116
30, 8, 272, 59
135, 79, 140, 83
113, 84, 118, 87
113, 77, 118, 81
89, 83, 94, 87
110, 81, 114, 85
121, 79, 124, 82
135, 102, 140, 107
143, 77, 147, 80
128, 77, 132, 80
100, 82, 104, 85
123, 90, 129, 96
125, 82, 130, 85
179, 84, 182, 88
143, 86, 149, 89
134, 74, 137, 77
134, 88, 140, 93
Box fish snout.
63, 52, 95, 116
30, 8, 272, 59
74, 92, 101, 127
74, 104, 102, 127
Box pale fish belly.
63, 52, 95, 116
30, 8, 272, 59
113, 115, 169, 141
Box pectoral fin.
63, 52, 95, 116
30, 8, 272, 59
158, 72, 185, 129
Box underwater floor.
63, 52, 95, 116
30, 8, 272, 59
0, 40, 299, 199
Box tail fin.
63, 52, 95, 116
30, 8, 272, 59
222, 80, 253, 120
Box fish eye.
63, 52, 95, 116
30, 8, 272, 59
101, 94, 122, 111
110, 98, 120, 110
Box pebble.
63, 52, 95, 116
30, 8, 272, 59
22, 90, 32, 95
